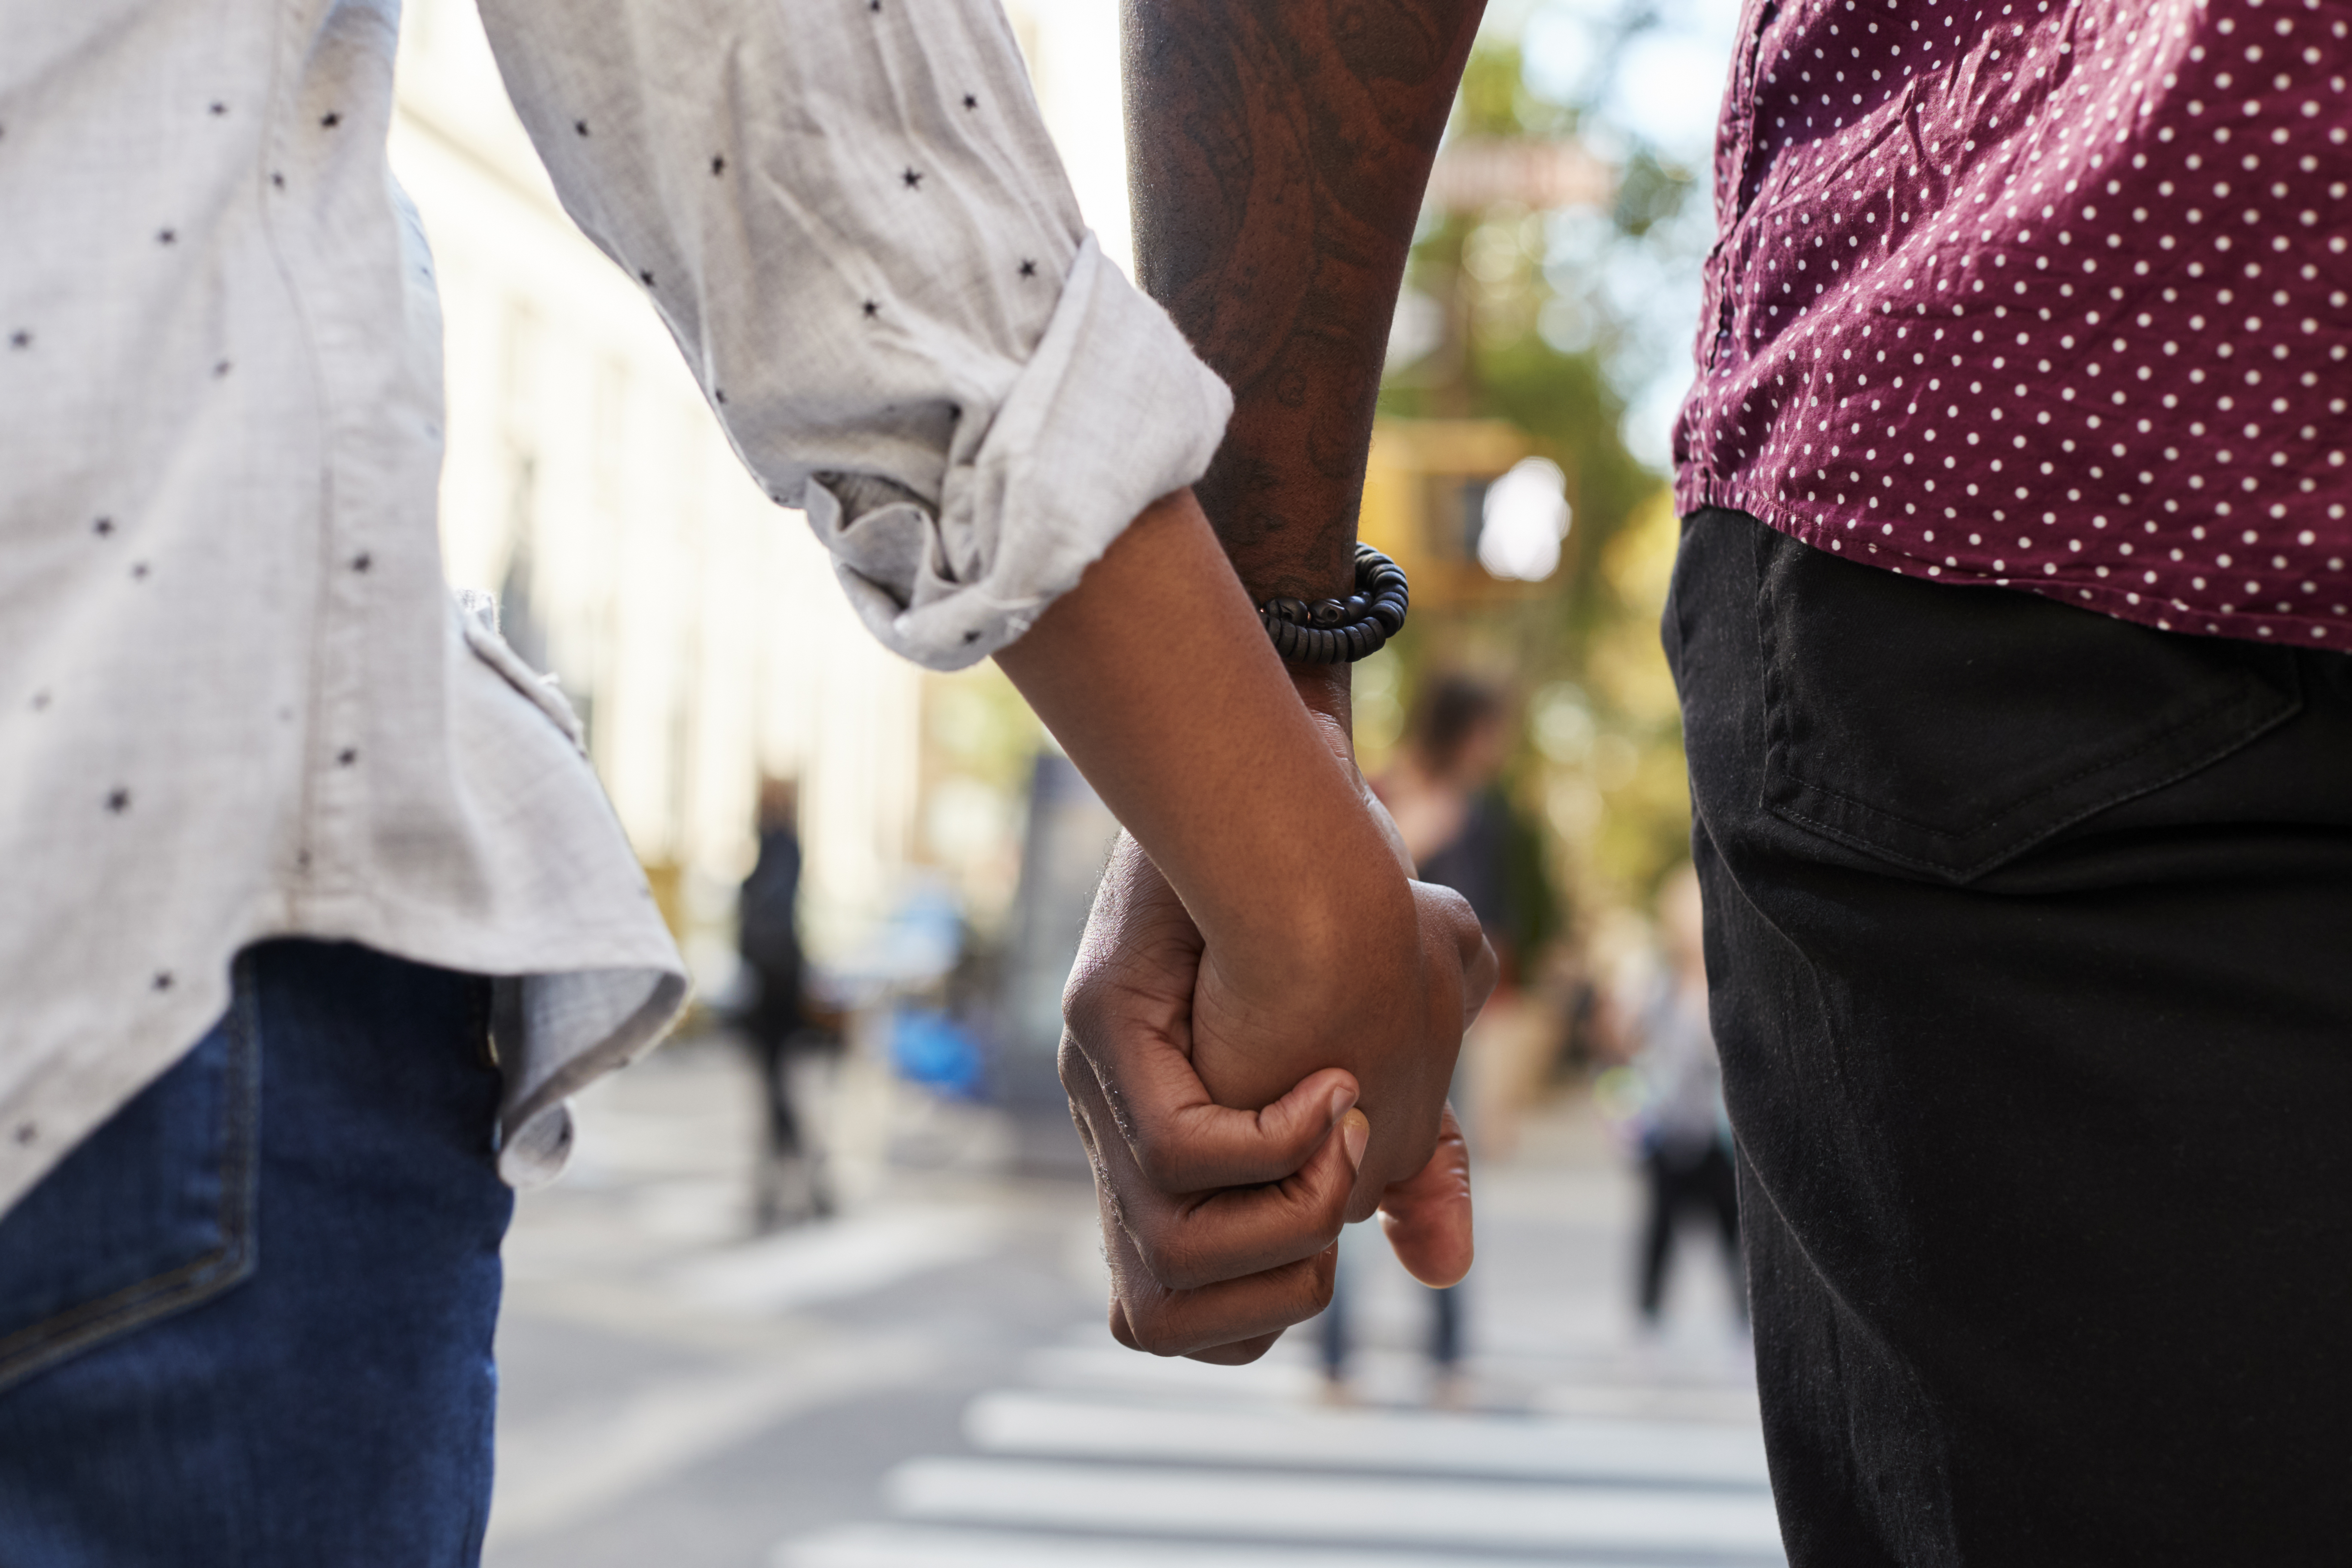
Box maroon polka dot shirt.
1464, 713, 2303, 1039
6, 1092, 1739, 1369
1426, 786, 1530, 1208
1674, 0, 2352, 646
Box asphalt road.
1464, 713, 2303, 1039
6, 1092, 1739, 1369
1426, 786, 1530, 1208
481, 1036, 1777, 1568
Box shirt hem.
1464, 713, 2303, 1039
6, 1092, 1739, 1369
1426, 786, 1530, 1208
1674, 470, 2352, 650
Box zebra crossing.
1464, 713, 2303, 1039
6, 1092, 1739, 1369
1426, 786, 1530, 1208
772, 1341, 1786, 1567
480, 1041, 1779, 1568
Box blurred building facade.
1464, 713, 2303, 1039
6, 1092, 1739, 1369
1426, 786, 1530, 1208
387, 0, 1122, 986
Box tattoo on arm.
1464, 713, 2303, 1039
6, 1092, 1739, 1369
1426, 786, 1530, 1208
1124, 0, 1487, 605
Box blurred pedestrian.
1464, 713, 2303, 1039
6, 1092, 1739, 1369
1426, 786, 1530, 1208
1378, 675, 1515, 969
1627, 866, 1739, 1331
1319, 674, 1549, 1406
1385, 671, 1562, 1147
738, 777, 831, 1227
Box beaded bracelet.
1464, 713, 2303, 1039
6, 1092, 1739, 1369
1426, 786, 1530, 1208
1256, 543, 1410, 664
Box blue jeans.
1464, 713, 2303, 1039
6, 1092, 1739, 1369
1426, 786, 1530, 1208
0, 940, 513, 1565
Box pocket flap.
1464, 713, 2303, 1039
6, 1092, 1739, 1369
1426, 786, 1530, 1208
1755, 530, 2303, 882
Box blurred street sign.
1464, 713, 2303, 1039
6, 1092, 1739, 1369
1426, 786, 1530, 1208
1361, 419, 1572, 610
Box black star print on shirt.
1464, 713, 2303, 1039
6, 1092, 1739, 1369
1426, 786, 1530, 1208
862, 300, 881, 318
711, 154, 726, 176
963, 95, 978, 110
1019, 259, 1037, 278
902, 168, 923, 189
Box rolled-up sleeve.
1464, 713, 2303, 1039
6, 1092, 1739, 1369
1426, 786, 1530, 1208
475, 0, 1231, 668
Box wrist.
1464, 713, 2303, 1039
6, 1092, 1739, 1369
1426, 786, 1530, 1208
1287, 664, 1355, 774
1286, 663, 1352, 730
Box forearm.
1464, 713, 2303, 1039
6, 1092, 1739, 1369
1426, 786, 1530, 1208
1123, 0, 1488, 721
993, 489, 1408, 995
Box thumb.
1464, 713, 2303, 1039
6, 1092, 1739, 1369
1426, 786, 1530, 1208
1376, 1100, 1473, 1288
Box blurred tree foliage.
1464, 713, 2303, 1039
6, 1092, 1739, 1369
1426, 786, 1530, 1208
1374, 35, 1709, 935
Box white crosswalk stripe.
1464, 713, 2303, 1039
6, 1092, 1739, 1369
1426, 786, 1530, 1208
888, 1457, 1782, 1554
772, 1338, 1785, 1567
964, 1390, 1771, 1487
777, 1522, 1724, 1568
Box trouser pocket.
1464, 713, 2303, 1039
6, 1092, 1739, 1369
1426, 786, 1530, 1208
1747, 517, 2304, 881
0, 965, 260, 1394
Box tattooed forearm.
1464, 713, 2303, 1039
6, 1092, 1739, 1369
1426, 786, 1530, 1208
1124, 0, 1487, 605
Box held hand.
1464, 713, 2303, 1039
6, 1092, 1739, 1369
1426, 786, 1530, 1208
1062, 835, 1492, 1360
1173, 714, 1493, 1218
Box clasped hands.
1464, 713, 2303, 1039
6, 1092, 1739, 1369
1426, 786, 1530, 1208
988, 489, 1497, 1361
1060, 771, 1497, 1363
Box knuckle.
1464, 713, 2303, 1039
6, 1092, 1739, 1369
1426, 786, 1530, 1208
1299, 1254, 1338, 1318
1132, 1136, 1191, 1193
1192, 1335, 1276, 1366
1120, 1302, 1191, 1358
1059, 978, 1109, 1040
1056, 1036, 1094, 1096
1304, 1190, 1348, 1247
1134, 1222, 1206, 1292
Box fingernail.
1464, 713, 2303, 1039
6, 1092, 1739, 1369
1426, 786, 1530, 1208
1326, 1085, 1357, 1127
1340, 1109, 1370, 1171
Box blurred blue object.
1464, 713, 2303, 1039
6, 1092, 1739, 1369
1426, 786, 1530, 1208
890, 1008, 985, 1099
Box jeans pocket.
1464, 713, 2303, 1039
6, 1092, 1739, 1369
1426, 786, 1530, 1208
0, 967, 260, 1394
1752, 524, 2304, 882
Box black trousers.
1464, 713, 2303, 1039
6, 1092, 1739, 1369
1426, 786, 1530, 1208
1663, 510, 2352, 1566
1637, 1139, 1740, 1322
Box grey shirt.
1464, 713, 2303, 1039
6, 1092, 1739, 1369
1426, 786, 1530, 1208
0, 0, 1229, 1216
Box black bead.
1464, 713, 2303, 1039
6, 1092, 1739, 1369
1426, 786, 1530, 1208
1258, 548, 1407, 662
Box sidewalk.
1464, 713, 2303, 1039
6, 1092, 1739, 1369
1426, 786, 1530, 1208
483, 1035, 1776, 1568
